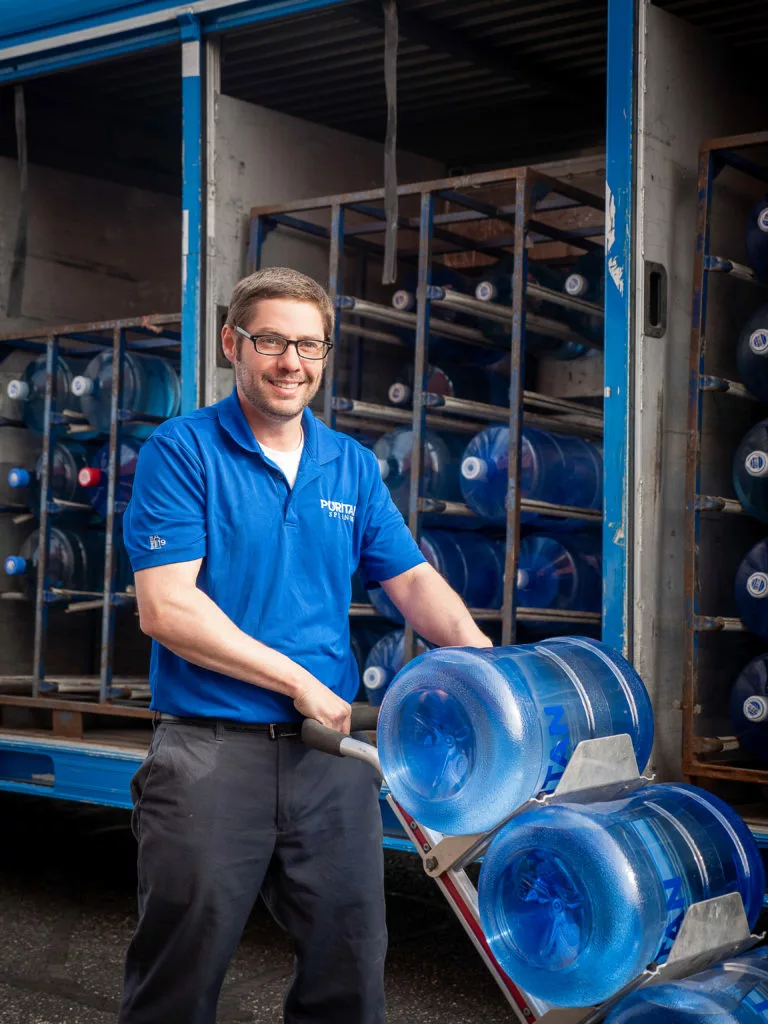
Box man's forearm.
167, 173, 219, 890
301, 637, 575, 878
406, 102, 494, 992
141, 586, 314, 699
383, 564, 492, 648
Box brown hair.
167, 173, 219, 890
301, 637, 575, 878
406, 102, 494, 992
225, 267, 334, 341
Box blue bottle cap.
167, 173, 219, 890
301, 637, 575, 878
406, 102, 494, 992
7, 468, 30, 488
4, 555, 27, 576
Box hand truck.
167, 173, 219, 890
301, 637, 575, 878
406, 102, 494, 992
305, 706, 763, 1024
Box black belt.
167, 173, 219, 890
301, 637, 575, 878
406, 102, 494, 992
155, 712, 301, 739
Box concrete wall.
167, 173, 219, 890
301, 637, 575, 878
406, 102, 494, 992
0, 157, 181, 332
205, 94, 444, 404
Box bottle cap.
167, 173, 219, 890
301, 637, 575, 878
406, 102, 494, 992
516, 568, 530, 589
363, 666, 388, 690
392, 290, 415, 311
388, 383, 412, 406
565, 272, 589, 297
461, 456, 488, 481
78, 467, 102, 488
758, 207, 768, 234
745, 451, 768, 477
4, 556, 27, 576
747, 572, 768, 599
475, 280, 497, 302
71, 375, 94, 397
749, 329, 768, 356
7, 380, 29, 401
7, 468, 30, 488
743, 695, 768, 722
377, 458, 391, 481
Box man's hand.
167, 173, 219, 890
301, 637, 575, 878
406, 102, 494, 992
293, 679, 352, 733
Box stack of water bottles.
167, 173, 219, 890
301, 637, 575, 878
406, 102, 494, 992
2, 345, 178, 600
726, 196, 768, 765
374, 637, 765, 1010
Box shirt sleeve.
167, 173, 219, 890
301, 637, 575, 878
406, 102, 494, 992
123, 434, 207, 571
357, 451, 426, 587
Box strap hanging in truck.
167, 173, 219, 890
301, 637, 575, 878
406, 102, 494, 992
382, 0, 399, 285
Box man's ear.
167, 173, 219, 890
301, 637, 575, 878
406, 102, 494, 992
221, 324, 238, 365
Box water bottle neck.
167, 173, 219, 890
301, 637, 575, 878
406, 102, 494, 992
748, 329, 768, 357
71, 375, 95, 397
7, 379, 30, 401
516, 568, 530, 589
78, 467, 103, 488
7, 468, 30, 488
758, 206, 768, 233
392, 290, 415, 312
744, 695, 768, 722
363, 666, 389, 690
388, 382, 411, 406
461, 456, 489, 481
745, 450, 768, 477
4, 555, 28, 576
565, 272, 589, 297
746, 572, 768, 599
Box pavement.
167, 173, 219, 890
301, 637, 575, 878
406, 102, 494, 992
0, 793, 511, 1023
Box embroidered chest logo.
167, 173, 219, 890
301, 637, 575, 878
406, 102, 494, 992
320, 499, 356, 523
149, 535, 167, 550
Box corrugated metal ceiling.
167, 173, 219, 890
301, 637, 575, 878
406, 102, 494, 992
1, 0, 766, 190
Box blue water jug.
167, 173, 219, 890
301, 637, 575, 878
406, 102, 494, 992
474, 259, 587, 360
733, 420, 768, 521
71, 351, 180, 440
374, 426, 466, 516
460, 425, 603, 528
746, 194, 768, 282
368, 529, 504, 622
604, 947, 768, 1024
734, 539, 768, 638
77, 439, 142, 519
5, 526, 105, 599
736, 304, 768, 403
731, 654, 768, 764
563, 250, 604, 346
362, 630, 428, 706
517, 533, 601, 613
7, 442, 91, 515
377, 636, 653, 835
6, 355, 96, 435
388, 361, 509, 408
479, 783, 765, 1007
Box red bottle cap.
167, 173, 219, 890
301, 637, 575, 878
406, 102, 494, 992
78, 467, 102, 488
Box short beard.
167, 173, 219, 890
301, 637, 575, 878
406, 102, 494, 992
233, 358, 322, 423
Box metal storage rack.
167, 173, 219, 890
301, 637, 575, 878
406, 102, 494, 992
684, 130, 768, 787
249, 165, 606, 656
0, 313, 182, 734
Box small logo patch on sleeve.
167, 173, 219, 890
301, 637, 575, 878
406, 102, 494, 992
149, 535, 167, 550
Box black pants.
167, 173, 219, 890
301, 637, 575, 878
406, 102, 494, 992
118, 719, 387, 1024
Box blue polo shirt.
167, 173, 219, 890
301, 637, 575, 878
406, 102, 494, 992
123, 390, 425, 722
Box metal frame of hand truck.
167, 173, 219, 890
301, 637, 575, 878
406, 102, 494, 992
310, 709, 763, 1024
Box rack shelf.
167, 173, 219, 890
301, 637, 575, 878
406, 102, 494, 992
684, 129, 768, 786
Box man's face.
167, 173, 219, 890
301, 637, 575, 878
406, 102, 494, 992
222, 298, 326, 423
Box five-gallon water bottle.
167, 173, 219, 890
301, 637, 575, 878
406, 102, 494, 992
460, 425, 603, 527
388, 361, 509, 408
362, 630, 428, 706
374, 427, 466, 516
377, 636, 653, 835
7, 441, 91, 515
730, 654, 768, 764
368, 529, 504, 622
517, 533, 601, 613
604, 947, 768, 1024
563, 250, 604, 346
5, 526, 105, 599
736, 304, 768, 403
474, 259, 586, 360
71, 351, 180, 439
746, 193, 768, 282
733, 420, 768, 522
478, 783, 765, 1007
734, 539, 768, 638
6, 354, 95, 435
77, 439, 142, 518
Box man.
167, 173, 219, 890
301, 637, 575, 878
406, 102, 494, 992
118, 266, 492, 1024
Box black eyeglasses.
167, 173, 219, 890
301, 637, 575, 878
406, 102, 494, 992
233, 326, 333, 360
